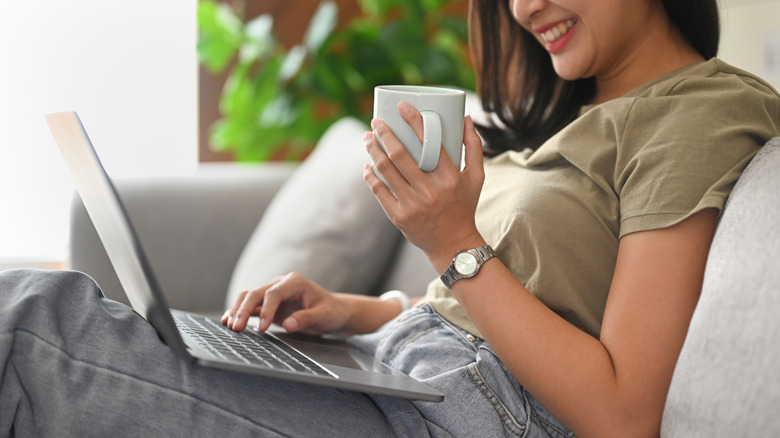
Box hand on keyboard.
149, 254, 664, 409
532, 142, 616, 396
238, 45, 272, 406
222, 272, 406, 337
221, 272, 351, 335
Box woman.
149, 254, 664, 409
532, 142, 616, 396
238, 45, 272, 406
2, 0, 779, 437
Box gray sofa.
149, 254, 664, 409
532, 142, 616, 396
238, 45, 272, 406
70, 118, 780, 436
70, 118, 438, 314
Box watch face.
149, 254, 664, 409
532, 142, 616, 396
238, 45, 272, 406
454, 252, 478, 275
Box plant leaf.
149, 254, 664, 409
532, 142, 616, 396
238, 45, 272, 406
201, 0, 475, 161
259, 93, 297, 127
279, 45, 307, 83
197, 0, 243, 72
239, 14, 275, 64
303, 1, 338, 52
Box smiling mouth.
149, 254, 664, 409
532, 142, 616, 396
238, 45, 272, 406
539, 18, 577, 44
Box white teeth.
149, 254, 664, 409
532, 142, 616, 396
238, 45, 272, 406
541, 19, 576, 43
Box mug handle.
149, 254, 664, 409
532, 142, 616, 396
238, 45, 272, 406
418, 110, 441, 172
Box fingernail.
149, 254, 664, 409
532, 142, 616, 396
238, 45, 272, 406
363, 131, 373, 143
258, 318, 266, 330
284, 317, 299, 332
371, 119, 381, 130
398, 101, 412, 114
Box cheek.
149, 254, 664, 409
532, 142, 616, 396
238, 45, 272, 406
508, 0, 532, 32
508, 0, 519, 20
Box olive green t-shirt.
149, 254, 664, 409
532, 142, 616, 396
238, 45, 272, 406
420, 58, 780, 339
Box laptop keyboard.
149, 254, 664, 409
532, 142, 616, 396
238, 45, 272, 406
172, 311, 334, 378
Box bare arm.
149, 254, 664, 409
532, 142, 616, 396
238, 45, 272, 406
363, 104, 718, 437
441, 209, 716, 437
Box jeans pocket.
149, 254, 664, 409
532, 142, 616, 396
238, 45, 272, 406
471, 347, 574, 438
467, 360, 529, 437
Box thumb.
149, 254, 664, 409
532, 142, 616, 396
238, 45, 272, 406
282, 306, 329, 334
462, 116, 484, 172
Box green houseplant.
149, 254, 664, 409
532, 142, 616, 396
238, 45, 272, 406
197, 0, 474, 161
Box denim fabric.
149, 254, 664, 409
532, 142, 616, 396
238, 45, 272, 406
0, 269, 572, 437
356, 304, 574, 437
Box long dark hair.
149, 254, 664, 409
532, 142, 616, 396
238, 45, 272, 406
470, 0, 720, 155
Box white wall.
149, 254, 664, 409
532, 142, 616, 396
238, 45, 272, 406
0, 1, 197, 266
719, 0, 780, 90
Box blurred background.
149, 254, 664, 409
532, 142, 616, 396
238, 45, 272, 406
0, 0, 778, 271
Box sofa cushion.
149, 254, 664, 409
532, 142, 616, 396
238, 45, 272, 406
661, 137, 780, 436
71, 163, 296, 312
226, 118, 401, 307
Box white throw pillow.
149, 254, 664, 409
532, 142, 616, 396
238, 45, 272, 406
226, 118, 401, 307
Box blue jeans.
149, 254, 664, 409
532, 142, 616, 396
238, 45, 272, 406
0, 269, 573, 437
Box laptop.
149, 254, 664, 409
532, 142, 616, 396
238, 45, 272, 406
45, 111, 444, 402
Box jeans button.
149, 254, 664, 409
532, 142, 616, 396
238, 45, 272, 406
466, 334, 476, 342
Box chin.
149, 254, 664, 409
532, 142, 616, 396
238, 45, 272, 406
551, 65, 582, 81
550, 58, 590, 81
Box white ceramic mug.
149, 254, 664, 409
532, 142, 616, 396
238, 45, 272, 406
373, 85, 466, 172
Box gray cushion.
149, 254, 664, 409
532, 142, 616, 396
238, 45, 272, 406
226, 118, 402, 307
375, 239, 438, 295
661, 137, 780, 437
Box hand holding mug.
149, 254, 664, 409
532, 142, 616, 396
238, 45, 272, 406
364, 90, 486, 269
372, 85, 467, 178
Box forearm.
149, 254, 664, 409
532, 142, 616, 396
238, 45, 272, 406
448, 262, 642, 437
336, 293, 404, 335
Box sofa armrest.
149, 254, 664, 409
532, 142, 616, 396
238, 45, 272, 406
69, 162, 297, 314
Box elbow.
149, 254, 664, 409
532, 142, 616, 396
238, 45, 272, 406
579, 419, 660, 438
573, 395, 665, 438
600, 405, 664, 438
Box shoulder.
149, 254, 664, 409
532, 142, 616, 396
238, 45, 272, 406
623, 59, 779, 134
562, 60, 779, 150
632, 58, 779, 101
564, 59, 779, 138
608, 60, 778, 235
529, 59, 778, 188
606, 59, 778, 158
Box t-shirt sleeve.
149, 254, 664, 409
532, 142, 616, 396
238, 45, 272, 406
614, 73, 779, 238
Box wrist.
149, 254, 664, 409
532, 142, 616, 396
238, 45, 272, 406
432, 234, 488, 274
379, 290, 411, 312
440, 244, 497, 289
336, 293, 406, 335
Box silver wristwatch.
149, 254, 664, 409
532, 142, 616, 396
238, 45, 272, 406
440, 245, 496, 289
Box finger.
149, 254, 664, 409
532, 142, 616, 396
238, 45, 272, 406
363, 130, 388, 168
364, 162, 399, 208
225, 274, 287, 331
364, 125, 411, 193
282, 305, 328, 334
397, 101, 424, 145
231, 286, 270, 332
462, 116, 485, 175
371, 119, 422, 182
256, 272, 303, 332
222, 290, 248, 324
223, 290, 259, 330
363, 130, 396, 189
